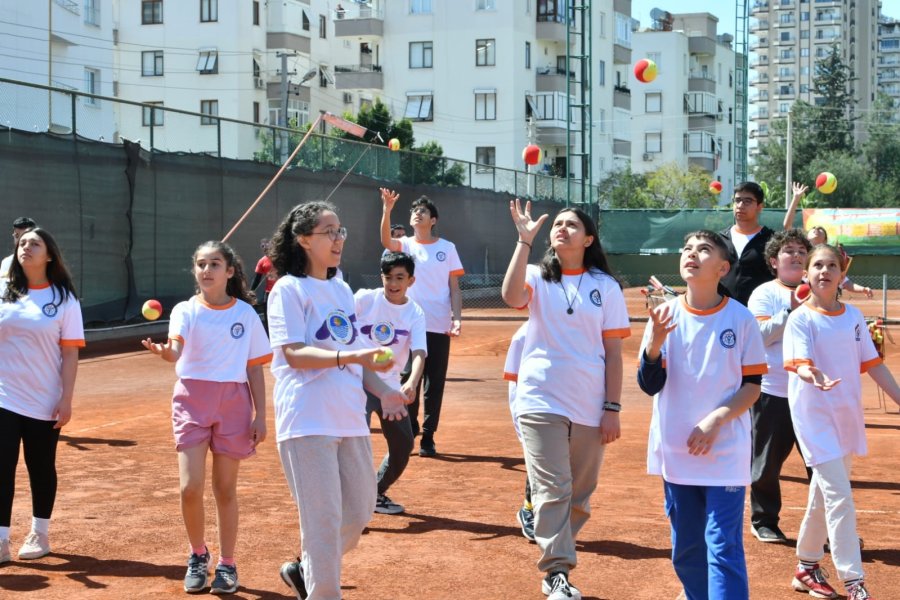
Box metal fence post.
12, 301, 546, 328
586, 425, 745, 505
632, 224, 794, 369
217, 118, 221, 158
70, 92, 76, 136
884, 274, 888, 320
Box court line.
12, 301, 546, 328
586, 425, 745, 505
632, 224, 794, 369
67, 413, 161, 434
784, 506, 899, 515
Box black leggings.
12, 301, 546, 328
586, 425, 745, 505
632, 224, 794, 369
0, 407, 61, 526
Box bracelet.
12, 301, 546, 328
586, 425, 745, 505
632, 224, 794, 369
336, 350, 346, 371
517, 240, 532, 250
603, 401, 621, 412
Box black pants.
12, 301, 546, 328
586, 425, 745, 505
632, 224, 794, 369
366, 392, 414, 495
0, 407, 61, 526
750, 392, 809, 529
402, 331, 451, 438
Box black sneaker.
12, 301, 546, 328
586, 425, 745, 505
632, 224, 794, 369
183, 549, 210, 593
280, 559, 308, 599
541, 571, 582, 600
210, 563, 239, 595
419, 435, 437, 457
517, 506, 536, 542
375, 493, 405, 515
751, 524, 787, 543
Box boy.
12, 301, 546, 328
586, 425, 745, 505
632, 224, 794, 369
638, 230, 767, 599
354, 252, 427, 514
746, 230, 812, 546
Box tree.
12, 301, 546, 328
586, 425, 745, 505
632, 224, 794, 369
598, 167, 651, 208
862, 92, 900, 207
400, 140, 465, 186
644, 163, 721, 209
809, 44, 857, 154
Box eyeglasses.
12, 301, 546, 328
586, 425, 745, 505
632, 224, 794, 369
309, 227, 348, 241
410, 207, 430, 215
733, 198, 760, 207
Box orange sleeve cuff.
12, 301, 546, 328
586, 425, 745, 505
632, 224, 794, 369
248, 353, 274, 367
503, 372, 518, 382
515, 284, 533, 310
169, 335, 185, 344
60, 339, 86, 348
755, 315, 771, 321
783, 358, 814, 373
860, 356, 883, 373
449, 269, 465, 277
602, 327, 632, 339
742, 363, 768, 376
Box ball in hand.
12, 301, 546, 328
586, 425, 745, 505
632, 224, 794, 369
142, 299, 163, 320
388, 138, 400, 152
795, 283, 811, 302
816, 172, 837, 194
374, 348, 394, 364
634, 58, 658, 83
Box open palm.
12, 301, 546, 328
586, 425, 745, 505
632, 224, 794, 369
509, 198, 547, 243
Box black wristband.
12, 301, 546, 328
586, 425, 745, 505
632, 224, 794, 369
517, 240, 532, 250
603, 401, 621, 412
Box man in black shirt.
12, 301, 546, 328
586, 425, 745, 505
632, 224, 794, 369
720, 182, 774, 306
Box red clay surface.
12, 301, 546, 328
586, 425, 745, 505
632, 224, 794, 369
3, 290, 900, 599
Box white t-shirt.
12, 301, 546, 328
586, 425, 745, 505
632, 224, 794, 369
398, 236, 464, 334
729, 226, 759, 257
268, 274, 369, 441
784, 303, 881, 467
168, 296, 272, 382
0, 254, 12, 279
515, 265, 631, 427
504, 322, 528, 440
353, 287, 427, 388
0, 284, 85, 420
747, 279, 795, 397
641, 295, 767, 486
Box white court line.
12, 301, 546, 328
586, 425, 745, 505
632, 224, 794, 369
784, 506, 900, 515
67, 413, 160, 434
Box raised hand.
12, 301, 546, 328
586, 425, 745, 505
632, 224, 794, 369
791, 181, 809, 200
380, 187, 399, 211
142, 337, 172, 356
509, 198, 548, 244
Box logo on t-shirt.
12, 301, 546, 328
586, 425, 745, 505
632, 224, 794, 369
319, 311, 357, 344
360, 322, 407, 346
854, 323, 861, 342
589, 289, 602, 307
436, 251, 447, 262
41, 303, 58, 317
230, 323, 245, 339
719, 328, 736, 349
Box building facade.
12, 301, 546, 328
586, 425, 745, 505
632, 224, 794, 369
878, 13, 900, 102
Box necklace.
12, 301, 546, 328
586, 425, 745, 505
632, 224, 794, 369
559, 272, 584, 315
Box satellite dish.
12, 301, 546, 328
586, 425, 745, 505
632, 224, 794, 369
650, 8, 673, 31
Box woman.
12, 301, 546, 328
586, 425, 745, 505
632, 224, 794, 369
0, 228, 84, 562
501, 200, 630, 600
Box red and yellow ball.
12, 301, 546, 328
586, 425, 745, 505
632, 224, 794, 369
815, 171, 837, 194
634, 59, 658, 83
522, 144, 543, 166
142, 299, 163, 321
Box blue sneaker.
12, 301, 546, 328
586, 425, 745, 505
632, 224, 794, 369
183, 549, 210, 593
210, 563, 238, 594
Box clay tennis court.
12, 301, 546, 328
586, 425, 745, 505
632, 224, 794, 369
3, 289, 900, 599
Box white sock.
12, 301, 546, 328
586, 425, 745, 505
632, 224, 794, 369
0, 526, 9, 540
32, 517, 50, 536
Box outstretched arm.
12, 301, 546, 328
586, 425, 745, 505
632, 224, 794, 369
380, 188, 402, 252
868, 363, 900, 406
783, 181, 808, 230
501, 199, 548, 309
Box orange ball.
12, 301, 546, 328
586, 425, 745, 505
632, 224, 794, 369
709, 181, 723, 194
142, 299, 162, 321
522, 144, 542, 166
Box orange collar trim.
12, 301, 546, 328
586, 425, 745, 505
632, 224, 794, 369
680, 294, 728, 316
196, 296, 237, 310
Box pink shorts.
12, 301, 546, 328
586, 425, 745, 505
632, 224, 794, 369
172, 379, 255, 460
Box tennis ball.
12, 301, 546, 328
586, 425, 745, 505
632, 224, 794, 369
795, 283, 811, 301
142, 299, 162, 320
709, 181, 723, 194
522, 144, 542, 166
816, 171, 837, 194
388, 138, 400, 151
374, 348, 394, 364
633, 58, 658, 83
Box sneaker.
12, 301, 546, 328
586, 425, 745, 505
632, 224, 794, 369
419, 435, 437, 457
375, 494, 405, 515
791, 564, 838, 599
0, 538, 10, 564
751, 524, 787, 543
541, 571, 582, 600
210, 563, 239, 595
847, 582, 874, 600
17, 531, 50, 560
280, 559, 309, 599
517, 506, 536, 542
183, 549, 210, 593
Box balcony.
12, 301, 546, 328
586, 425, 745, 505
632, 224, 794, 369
613, 42, 631, 65
751, 2, 769, 15
688, 70, 717, 92
773, 70, 795, 81
774, 0, 795, 9
613, 85, 631, 110
750, 74, 770, 86
536, 67, 576, 93
814, 0, 839, 5
689, 35, 717, 56
814, 14, 841, 24
750, 37, 769, 51
773, 53, 796, 64
775, 17, 796, 27
334, 64, 383, 90
333, 5, 384, 38
773, 35, 796, 45
536, 13, 569, 43
814, 33, 841, 44
530, 91, 577, 145
878, 70, 900, 83
773, 87, 796, 98
750, 56, 770, 67
750, 20, 769, 32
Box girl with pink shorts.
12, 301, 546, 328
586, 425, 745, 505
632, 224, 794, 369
142, 241, 271, 595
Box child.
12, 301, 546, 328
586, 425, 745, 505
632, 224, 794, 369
267, 201, 408, 600
502, 200, 630, 600
783, 244, 900, 600
354, 251, 427, 515
141, 241, 271, 595
746, 229, 812, 544
805, 227, 873, 298
638, 230, 767, 600
502, 322, 535, 543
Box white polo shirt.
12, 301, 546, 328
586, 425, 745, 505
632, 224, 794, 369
399, 236, 464, 334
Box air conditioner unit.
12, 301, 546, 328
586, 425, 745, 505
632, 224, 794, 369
643, 153, 653, 161
254, 77, 265, 89
342, 92, 353, 104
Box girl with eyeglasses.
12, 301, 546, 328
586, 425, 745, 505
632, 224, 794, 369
267, 201, 408, 599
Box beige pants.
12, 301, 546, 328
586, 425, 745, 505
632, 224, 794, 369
279, 435, 376, 600
518, 412, 606, 574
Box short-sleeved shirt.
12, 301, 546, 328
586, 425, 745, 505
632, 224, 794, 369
168, 296, 272, 383
0, 254, 13, 279
267, 274, 369, 441
398, 236, 464, 334
503, 322, 528, 408
515, 265, 631, 427
255, 256, 277, 293
784, 303, 881, 467
747, 279, 795, 397
641, 295, 767, 486
353, 288, 427, 388
720, 225, 775, 306
0, 284, 85, 420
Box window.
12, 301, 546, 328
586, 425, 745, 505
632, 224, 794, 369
253, 1, 260, 25
728, 107, 733, 124
476, 39, 495, 66
645, 131, 662, 153
142, 102, 164, 126
410, 0, 432, 14
779, 102, 789, 113
728, 142, 732, 161
801, 11, 809, 21
598, 60, 605, 85
142, 51, 164, 76
615, 13, 632, 48
647, 53, 661, 71
800, 83, 809, 93
597, 108, 606, 132
142, 0, 162, 24
525, 42, 531, 69
268, 98, 310, 127
196, 50, 218, 74
84, 0, 100, 26
84, 68, 99, 105
475, 146, 495, 173
598, 12, 606, 37
302, 9, 310, 30
200, 0, 217, 22
404, 93, 433, 121
253, 101, 260, 124
409, 42, 433, 68
645, 92, 661, 113
475, 91, 496, 120
476, 0, 496, 9
200, 100, 218, 125
319, 14, 326, 38
801, 48, 809, 57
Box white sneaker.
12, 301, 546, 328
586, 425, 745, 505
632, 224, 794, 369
542, 571, 582, 600
0, 538, 10, 563
18, 531, 50, 560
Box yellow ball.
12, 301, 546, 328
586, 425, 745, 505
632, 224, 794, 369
374, 348, 394, 364
388, 138, 400, 151
142, 299, 162, 321
816, 171, 837, 194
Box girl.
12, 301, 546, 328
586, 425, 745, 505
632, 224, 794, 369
501, 200, 630, 600
0, 228, 84, 563
784, 244, 900, 600
267, 201, 407, 600
142, 241, 270, 595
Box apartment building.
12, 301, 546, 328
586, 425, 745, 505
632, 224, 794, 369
631, 13, 737, 197
878, 13, 900, 102
748, 0, 880, 152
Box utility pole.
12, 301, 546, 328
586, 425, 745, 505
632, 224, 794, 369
785, 105, 792, 207
277, 52, 297, 162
